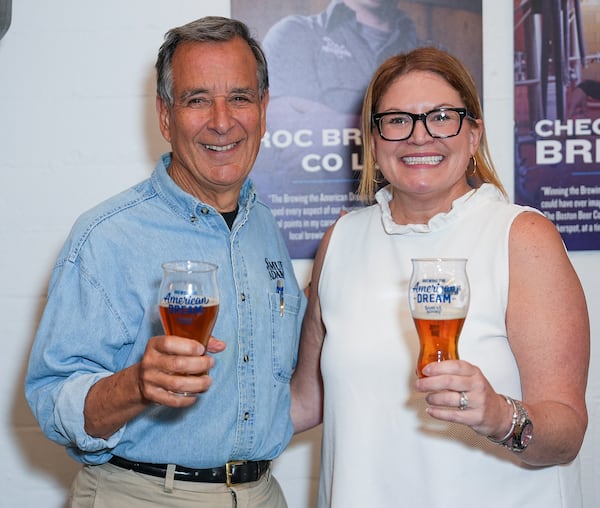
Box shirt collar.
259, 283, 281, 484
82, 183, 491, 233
324, 0, 358, 30
151, 152, 256, 222
375, 183, 502, 235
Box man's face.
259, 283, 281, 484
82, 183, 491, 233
157, 37, 268, 206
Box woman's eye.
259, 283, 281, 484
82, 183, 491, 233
389, 115, 409, 125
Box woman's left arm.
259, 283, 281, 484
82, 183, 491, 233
504, 210, 589, 465
416, 211, 589, 466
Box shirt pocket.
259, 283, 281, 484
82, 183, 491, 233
269, 291, 302, 383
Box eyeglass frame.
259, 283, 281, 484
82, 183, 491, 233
372, 107, 477, 141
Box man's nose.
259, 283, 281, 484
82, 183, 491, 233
208, 98, 235, 133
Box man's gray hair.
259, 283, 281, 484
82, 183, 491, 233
156, 16, 269, 106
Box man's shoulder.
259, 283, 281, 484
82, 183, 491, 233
77, 179, 154, 226
248, 191, 279, 221
262, 2, 340, 46
263, 14, 321, 46
64, 179, 156, 257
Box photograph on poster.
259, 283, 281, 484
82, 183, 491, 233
233, 0, 482, 258
515, 0, 600, 250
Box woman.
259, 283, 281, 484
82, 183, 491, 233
291, 47, 590, 507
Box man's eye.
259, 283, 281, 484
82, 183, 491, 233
231, 95, 252, 104
187, 97, 209, 107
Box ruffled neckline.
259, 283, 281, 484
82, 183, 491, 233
375, 183, 504, 234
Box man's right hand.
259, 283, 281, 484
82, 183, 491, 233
138, 335, 226, 405
83, 335, 226, 439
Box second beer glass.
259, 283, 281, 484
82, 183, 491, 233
409, 258, 470, 378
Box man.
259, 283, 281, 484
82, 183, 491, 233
250, 0, 421, 258
262, 0, 420, 115
25, 16, 305, 507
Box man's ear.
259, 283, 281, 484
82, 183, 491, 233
156, 96, 171, 144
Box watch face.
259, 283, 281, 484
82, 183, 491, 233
521, 421, 533, 446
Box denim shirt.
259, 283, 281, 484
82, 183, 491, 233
25, 153, 306, 467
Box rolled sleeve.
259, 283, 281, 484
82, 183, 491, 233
26, 248, 138, 464
54, 372, 125, 459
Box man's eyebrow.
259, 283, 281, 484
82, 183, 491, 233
229, 87, 258, 97
178, 87, 258, 101
178, 88, 209, 102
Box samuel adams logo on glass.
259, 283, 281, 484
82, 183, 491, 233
409, 259, 470, 377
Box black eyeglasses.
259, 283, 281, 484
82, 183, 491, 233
372, 107, 477, 141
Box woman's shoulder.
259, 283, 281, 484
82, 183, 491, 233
510, 209, 564, 249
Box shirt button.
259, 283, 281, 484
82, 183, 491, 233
243, 354, 249, 363
244, 412, 250, 421
200, 207, 210, 215
240, 293, 246, 301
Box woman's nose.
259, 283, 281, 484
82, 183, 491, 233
409, 118, 431, 143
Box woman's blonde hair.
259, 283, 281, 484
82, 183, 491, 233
359, 46, 506, 202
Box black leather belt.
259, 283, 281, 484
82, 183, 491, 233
109, 456, 270, 487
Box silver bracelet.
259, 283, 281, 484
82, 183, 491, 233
487, 395, 518, 444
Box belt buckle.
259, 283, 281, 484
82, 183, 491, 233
225, 460, 246, 487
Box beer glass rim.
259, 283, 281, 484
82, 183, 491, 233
161, 260, 218, 273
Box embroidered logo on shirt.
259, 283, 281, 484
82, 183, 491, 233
265, 258, 284, 280
321, 36, 352, 59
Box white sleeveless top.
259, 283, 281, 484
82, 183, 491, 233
318, 184, 582, 508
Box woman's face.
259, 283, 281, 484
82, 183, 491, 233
371, 70, 482, 204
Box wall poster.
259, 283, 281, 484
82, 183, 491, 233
514, 0, 600, 250
233, 0, 483, 258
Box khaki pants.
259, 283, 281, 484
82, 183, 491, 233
68, 462, 288, 508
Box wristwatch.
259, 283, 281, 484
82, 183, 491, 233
506, 399, 533, 452
487, 395, 534, 452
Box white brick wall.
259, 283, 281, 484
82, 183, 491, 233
1, 1, 598, 506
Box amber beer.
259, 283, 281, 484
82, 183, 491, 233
413, 315, 465, 378
159, 300, 219, 348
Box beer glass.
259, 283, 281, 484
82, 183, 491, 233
158, 260, 220, 352
408, 258, 469, 377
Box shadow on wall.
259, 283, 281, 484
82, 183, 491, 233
144, 63, 171, 163
0, 0, 11, 40
12, 289, 80, 507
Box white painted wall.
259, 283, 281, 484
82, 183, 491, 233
0, 1, 597, 507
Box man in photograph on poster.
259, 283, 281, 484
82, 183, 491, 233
251, 0, 421, 258
263, 0, 419, 116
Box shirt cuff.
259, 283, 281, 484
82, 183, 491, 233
54, 372, 125, 454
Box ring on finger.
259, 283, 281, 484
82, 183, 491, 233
458, 391, 469, 410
